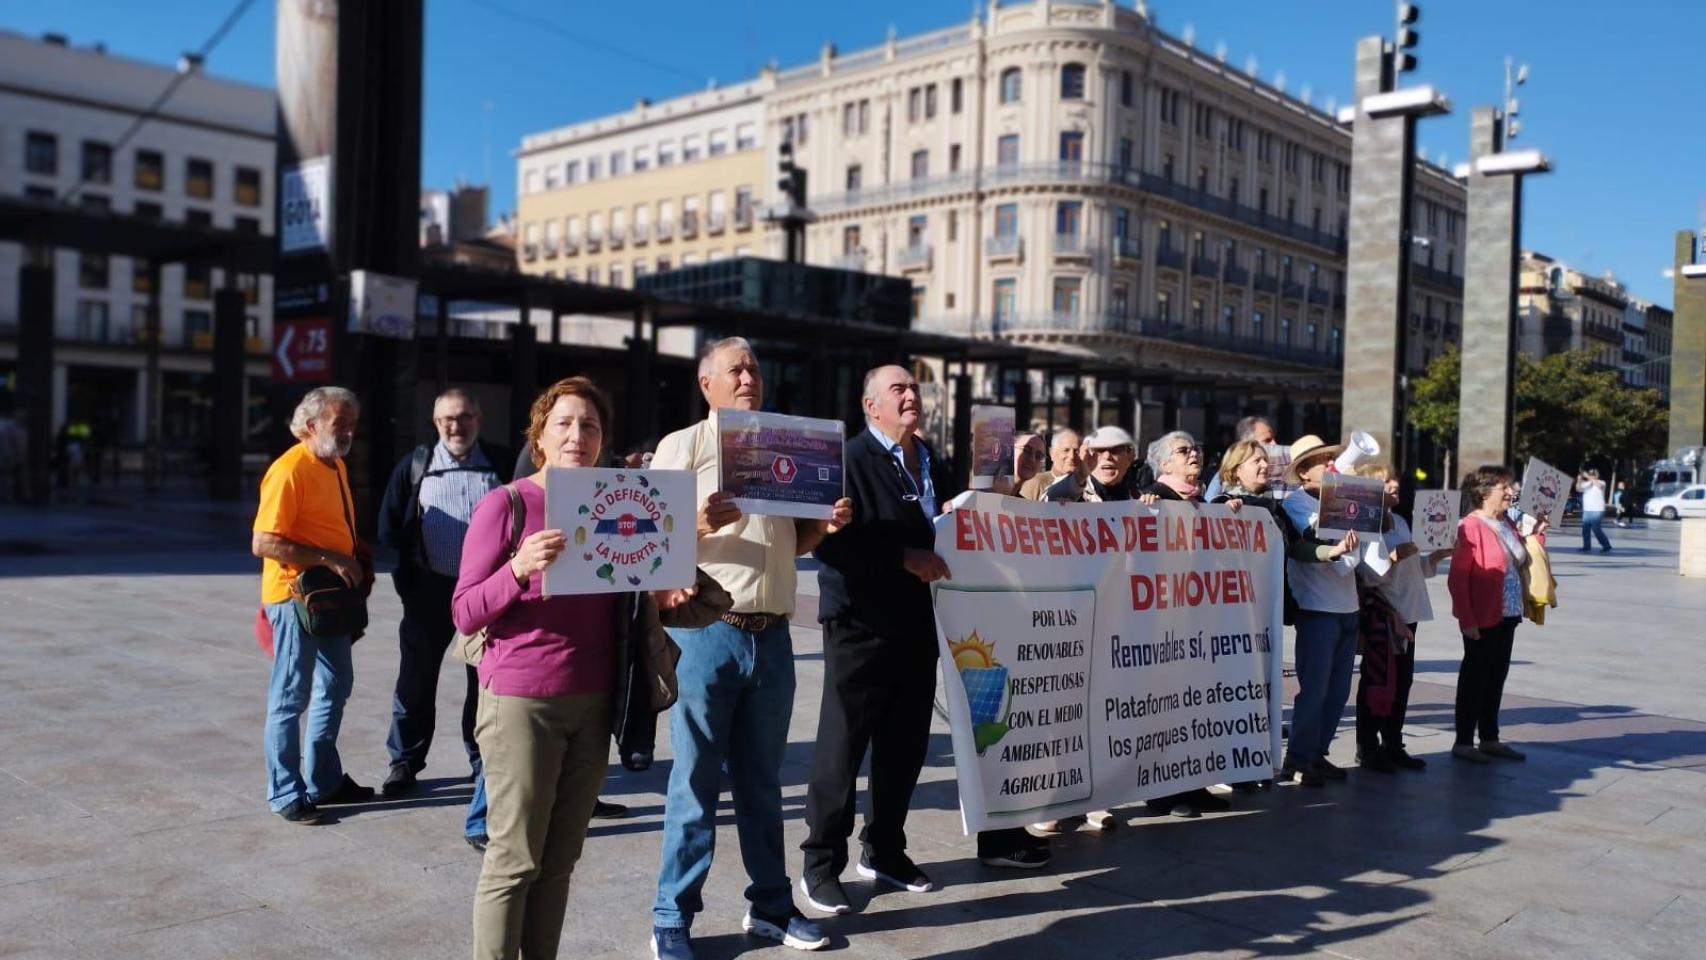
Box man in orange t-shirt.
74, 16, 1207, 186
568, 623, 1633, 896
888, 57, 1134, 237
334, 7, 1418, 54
253, 386, 373, 824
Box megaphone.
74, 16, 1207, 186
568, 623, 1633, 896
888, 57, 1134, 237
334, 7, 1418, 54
1332, 430, 1380, 474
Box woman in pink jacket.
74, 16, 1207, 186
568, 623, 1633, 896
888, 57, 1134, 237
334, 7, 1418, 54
1446, 465, 1539, 765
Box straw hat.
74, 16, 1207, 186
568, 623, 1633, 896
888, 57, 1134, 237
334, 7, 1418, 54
1285, 434, 1343, 485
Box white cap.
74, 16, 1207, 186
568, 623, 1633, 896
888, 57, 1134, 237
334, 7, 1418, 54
1082, 426, 1137, 451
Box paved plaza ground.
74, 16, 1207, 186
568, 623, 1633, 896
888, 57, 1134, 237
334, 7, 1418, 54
3, 488, 1705, 959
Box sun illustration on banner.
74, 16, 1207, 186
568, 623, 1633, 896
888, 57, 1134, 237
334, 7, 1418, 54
949, 630, 1011, 755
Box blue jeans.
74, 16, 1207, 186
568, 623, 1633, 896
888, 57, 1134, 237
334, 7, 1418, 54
466, 762, 488, 838
1581, 512, 1611, 550
653, 618, 797, 929
1286, 609, 1359, 768
263, 600, 353, 810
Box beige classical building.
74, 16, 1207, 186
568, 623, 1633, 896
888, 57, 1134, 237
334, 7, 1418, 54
516, 81, 768, 287
1517, 251, 1632, 371
515, 1, 1470, 441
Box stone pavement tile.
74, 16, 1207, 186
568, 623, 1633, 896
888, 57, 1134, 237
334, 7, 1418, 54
220, 842, 475, 936
1481, 904, 1690, 960
73, 903, 348, 960
0, 770, 94, 832
1, 752, 254, 834
322, 797, 490, 871
3, 857, 263, 948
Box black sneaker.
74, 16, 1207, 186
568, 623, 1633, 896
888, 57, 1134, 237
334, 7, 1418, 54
465, 833, 488, 853
1191, 790, 1231, 813
1314, 758, 1349, 781
591, 798, 629, 819
857, 850, 934, 893
314, 774, 376, 806
381, 762, 416, 797
1388, 747, 1428, 770
980, 845, 1052, 870
1282, 761, 1325, 787
799, 874, 851, 916
276, 799, 321, 824
1357, 747, 1397, 774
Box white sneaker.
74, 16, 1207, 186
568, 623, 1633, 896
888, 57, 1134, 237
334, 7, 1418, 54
1085, 809, 1119, 831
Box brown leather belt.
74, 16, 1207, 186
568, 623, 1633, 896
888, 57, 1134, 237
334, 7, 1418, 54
721, 611, 785, 633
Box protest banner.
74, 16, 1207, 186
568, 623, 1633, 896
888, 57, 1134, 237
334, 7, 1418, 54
715, 408, 844, 520
1411, 488, 1461, 552
932, 493, 1284, 832
1516, 456, 1571, 528
1317, 472, 1388, 539
969, 406, 1015, 490
542, 467, 696, 596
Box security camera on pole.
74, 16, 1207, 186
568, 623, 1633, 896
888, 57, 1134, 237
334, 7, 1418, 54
1455, 59, 1552, 476
1341, 2, 1450, 475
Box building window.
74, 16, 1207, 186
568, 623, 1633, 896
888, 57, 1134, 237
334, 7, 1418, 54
135, 149, 163, 190
1259, 186, 1270, 213
952, 77, 964, 114
1228, 177, 1241, 206
1112, 283, 1130, 317
925, 84, 939, 119
76, 301, 110, 342
993, 278, 1017, 323
232, 166, 262, 207
1114, 207, 1130, 239
656, 142, 675, 167
947, 210, 959, 242
1162, 153, 1175, 181
1056, 201, 1082, 236
843, 101, 859, 136
1158, 219, 1172, 253
1252, 310, 1266, 340
1160, 88, 1181, 126
950, 143, 962, 172
1195, 165, 1209, 193
907, 214, 927, 247
846, 164, 863, 191
81, 141, 112, 184
610, 150, 628, 175
682, 136, 701, 162
1280, 315, 1292, 343
911, 150, 929, 180
1121, 70, 1134, 107
566, 160, 582, 183
587, 156, 602, 180
1191, 298, 1205, 328
184, 262, 212, 300
1307, 321, 1320, 347
1059, 131, 1084, 163
1060, 63, 1086, 100
184, 309, 212, 344
186, 158, 214, 199
1119, 138, 1134, 170
999, 67, 1022, 104
1158, 291, 1172, 322
843, 225, 862, 255
1191, 230, 1206, 258
908, 87, 923, 123
1220, 305, 1235, 335
1052, 277, 1082, 315
709, 130, 729, 156
994, 203, 1018, 238
80, 253, 109, 289
736, 122, 758, 150
609, 264, 624, 288
997, 134, 1019, 167
634, 146, 651, 172
25, 131, 58, 175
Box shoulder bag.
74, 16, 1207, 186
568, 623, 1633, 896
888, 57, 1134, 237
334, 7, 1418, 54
289, 472, 369, 639
453, 485, 526, 667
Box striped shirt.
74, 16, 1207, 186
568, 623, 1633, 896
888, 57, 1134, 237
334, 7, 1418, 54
419, 441, 501, 577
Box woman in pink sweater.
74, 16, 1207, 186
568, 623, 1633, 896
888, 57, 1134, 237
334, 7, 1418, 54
1446, 465, 1540, 765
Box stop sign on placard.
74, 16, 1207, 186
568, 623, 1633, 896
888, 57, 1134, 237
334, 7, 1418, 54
771, 454, 798, 484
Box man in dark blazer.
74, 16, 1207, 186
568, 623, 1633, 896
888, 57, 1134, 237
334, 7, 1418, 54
800, 364, 955, 915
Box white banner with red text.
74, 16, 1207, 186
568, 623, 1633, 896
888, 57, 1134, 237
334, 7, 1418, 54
932, 493, 1285, 833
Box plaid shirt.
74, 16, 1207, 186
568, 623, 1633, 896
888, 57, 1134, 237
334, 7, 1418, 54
418, 442, 501, 577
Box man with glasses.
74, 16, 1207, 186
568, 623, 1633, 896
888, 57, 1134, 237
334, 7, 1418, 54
376, 389, 511, 811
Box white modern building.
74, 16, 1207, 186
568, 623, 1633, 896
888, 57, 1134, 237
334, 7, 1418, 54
0, 29, 274, 450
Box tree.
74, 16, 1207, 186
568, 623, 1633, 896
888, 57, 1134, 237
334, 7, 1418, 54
1403, 346, 1668, 473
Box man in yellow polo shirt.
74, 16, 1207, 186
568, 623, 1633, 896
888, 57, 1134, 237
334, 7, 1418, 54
253, 386, 373, 824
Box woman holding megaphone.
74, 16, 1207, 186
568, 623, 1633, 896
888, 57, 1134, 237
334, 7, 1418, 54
1277, 435, 1365, 788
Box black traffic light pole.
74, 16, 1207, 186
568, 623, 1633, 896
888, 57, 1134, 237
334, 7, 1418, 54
768, 140, 815, 265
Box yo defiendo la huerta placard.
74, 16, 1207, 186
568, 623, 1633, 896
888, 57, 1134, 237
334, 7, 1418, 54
542, 467, 696, 596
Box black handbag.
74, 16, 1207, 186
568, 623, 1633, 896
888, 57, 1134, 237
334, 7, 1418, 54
289, 473, 368, 639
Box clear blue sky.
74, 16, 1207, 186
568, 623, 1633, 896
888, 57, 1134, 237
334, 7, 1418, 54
7, 0, 1699, 305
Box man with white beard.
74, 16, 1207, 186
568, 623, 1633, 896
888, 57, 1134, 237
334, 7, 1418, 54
375, 389, 512, 843
252, 386, 373, 824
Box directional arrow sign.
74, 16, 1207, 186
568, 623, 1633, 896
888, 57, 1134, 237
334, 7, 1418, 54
271, 317, 333, 383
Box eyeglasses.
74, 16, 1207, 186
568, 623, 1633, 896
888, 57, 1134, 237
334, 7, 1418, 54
434, 414, 477, 426
1170, 445, 1202, 458
1088, 447, 1130, 458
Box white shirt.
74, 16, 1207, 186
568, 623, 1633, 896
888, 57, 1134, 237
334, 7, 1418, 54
1281, 489, 1361, 614
1357, 515, 1436, 626
1580, 479, 1607, 514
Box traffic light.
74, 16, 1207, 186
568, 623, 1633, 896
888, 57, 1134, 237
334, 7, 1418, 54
777, 141, 807, 208
1394, 3, 1420, 74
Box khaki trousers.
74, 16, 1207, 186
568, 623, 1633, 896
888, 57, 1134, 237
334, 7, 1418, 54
471, 689, 610, 960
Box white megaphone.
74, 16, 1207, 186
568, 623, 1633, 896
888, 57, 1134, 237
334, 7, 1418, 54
1333, 430, 1380, 474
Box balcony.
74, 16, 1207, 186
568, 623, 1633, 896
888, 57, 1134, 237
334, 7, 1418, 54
1254, 272, 1278, 293
680, 212, 700, 239
1308, 286, 1331, 306
1191, 255, 1220, 278
1113, 236, 1142, 263
734, 206, 754, 230
1052, 233, 1092, 261
563, 237, 580, 255
984, 234, 1023, 263
584, 231, 603, 252
933, 312, 1339, 368
707, 211, 727, 234
631, 223, 650, 246
1282, 280, 1306, 300
1222, 262, 1250, 286
1156, 246, 1185, 270
655, 221, 674, 241
897, 243, 933, 272
1583, 319, 1622, 343
542, 239, 559, 258
832, 252, 867, 271
1412, 264, 1465, 295
608, 227, 626, 250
